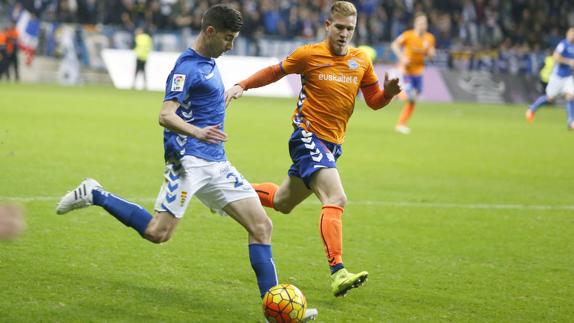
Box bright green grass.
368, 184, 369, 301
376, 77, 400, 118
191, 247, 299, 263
0, 83, 572, 322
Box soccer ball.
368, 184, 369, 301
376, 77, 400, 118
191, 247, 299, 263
262, 284, 307, 323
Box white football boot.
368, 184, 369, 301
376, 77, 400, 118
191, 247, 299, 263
395, 125, 411, 135
263, 307, 318, 322
56, 178, 102, 214
302, 307, 318, 321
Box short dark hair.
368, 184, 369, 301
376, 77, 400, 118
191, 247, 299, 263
201, 4, 243, 32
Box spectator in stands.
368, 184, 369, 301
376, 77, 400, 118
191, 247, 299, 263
170, 0, 193, 30
147, 0, 172, 31
76, 0, 98, 25
297, 7, 317, 39
102, 0, 130, 27
189, 1, 209, 31
260, 0, 282, 36
56, 0, 77, 23
129, 0, 148, 29
5, 0, 574, 79
241, 0, 262, 56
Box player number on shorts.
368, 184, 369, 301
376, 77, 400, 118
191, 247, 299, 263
226, 172, 244, 188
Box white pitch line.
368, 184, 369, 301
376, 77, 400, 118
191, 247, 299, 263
1, 196, 573, 211
349, 200, 574, 211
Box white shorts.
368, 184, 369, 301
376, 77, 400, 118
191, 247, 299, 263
154, 155, 257, 218
545, 74, 574, 98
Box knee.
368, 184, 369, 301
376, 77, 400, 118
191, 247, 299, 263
325, 193, 347, 208
274, 200, 295, 214
144, 229, 171, 244
250, 217, 273, 243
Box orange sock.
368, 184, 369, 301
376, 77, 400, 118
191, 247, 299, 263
397, 102, 415, 126
320, 205, 344, 267
252, 182, 278, 209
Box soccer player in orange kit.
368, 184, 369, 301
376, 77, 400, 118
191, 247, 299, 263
225, 1, 401, 297
391, 13, 436, 134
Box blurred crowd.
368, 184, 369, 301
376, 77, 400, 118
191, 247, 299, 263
30, 1, 574, 45
3, 0, 573, 47
1, 0, 573, 76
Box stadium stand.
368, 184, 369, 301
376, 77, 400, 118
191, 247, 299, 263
0, 0, 572, 79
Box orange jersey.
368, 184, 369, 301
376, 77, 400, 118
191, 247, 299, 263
396, 30, 435, 76
6, 28, 19, 54
280, 41, 379, 144
0, 32, 6, 47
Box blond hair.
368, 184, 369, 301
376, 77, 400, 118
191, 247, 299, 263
414, 12, 427, 19
330, 1, 357, 19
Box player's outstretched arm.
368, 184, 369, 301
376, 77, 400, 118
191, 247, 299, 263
224, 64, 285, 107
428, 46, 437, 60
391, 38, 408, 66
159, 100, 228, 144
224, 84, 245, 106
361, 72, 401, 110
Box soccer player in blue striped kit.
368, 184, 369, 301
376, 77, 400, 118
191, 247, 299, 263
527, 27, 574, 129
56, 4, 317, 319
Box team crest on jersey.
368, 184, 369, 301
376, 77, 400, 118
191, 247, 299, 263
348, 59, 359, 70
180, 191, 188, 207
171, 74, 186, 92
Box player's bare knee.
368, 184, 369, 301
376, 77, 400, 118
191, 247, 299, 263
148, 234, 171, 244
274, 200, 295, 214
144, 233, 162, 244
327, 194, 347, 208
144, 229, 171, 244
250, 217, 273, 243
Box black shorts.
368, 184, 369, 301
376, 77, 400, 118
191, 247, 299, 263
136, 59, 146, 72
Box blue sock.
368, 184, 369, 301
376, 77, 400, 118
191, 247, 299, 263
330, 263, 345, 274
249, 244, 278, 298
92, 189, 153, 237
529, 95, 548, 112
567, 100, 574, 126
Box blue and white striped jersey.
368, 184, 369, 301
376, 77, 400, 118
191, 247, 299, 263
163, 48, 226, 162
553, 39, 574, 78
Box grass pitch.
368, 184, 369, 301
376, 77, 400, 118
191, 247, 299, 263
0, 83, 572, 322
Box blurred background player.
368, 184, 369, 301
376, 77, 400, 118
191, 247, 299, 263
391, 13, 436, 134
526, 27, 574, 129
5, 21, 19, 82
538, 51, 554, 93
225, 1, 401, 298
0, 28, 8, 81
358, 44, 377, 63
55, 7, 320, 319
0, 203, 25, 240
133, 27, 152, 90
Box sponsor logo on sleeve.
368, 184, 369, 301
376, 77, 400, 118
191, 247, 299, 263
171, 74, 186, 92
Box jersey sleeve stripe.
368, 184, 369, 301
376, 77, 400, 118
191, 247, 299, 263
361, 81, 379, 88
279, 62, 287, 75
